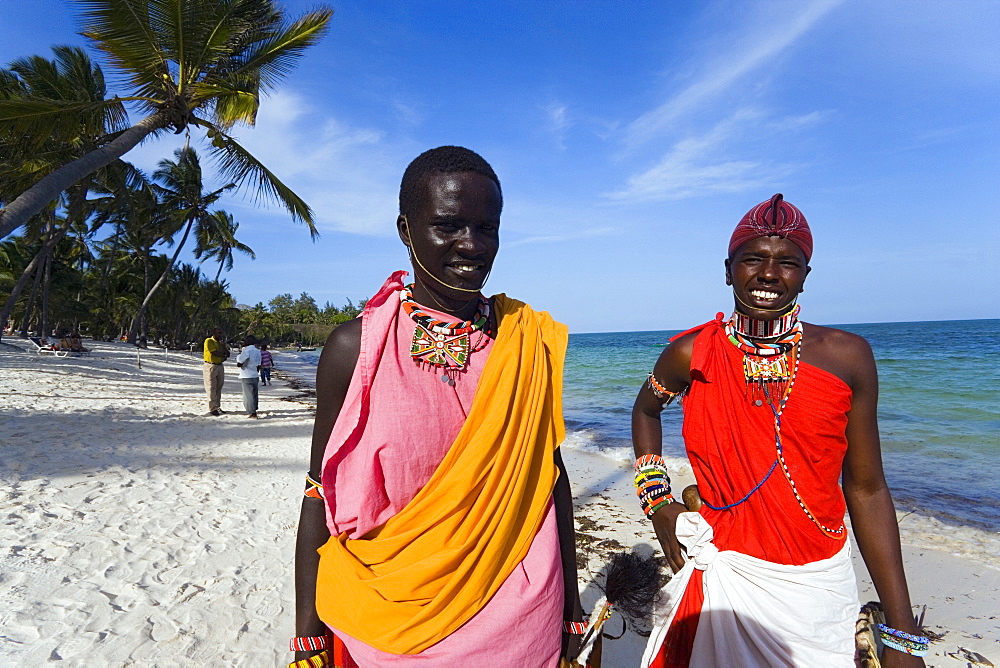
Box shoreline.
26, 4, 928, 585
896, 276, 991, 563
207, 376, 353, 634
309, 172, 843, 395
0, 339, 997, 664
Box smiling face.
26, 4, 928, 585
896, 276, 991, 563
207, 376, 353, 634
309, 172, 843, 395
397, 171, 501, 312
725, 236, 811, 319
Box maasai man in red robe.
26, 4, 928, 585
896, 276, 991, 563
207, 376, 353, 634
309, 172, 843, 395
632, 195, 926, 667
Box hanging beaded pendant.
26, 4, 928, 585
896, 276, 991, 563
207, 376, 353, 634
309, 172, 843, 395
400, 285, 489, 384
727, 317, 802, 405
410, 325, 471, 368
721, 308, 845, 539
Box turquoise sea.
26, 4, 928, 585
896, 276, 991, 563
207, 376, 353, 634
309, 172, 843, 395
290, 319, 1000, 533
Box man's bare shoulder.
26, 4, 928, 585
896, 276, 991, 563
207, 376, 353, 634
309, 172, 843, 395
668, 330, 699, 358
802, 322, 872, 356
324, 317, 362, 354
800, 322, 875, 387
316, 318, 362, 386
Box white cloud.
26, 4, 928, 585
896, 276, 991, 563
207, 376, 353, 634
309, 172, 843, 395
623, 0, 843, 148
506, 226, 615, 248
216, 90, 407, 236
543, 102, 573, 150
608, 109, 803, 201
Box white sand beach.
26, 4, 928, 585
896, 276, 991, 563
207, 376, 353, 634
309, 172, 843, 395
1, 339, 997, 666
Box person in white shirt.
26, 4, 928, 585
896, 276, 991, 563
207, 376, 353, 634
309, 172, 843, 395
236, 335, 262, 418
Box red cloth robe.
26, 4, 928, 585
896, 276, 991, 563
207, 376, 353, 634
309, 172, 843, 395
657, 315, 852, 667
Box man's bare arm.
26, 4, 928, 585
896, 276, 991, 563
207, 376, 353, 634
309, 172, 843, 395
553, 449, 584, 658
839, 334, 924, 668
631, 334, 695, 573
293, 319, 361, 660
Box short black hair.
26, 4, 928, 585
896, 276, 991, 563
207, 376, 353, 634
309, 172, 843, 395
399, 146, 502, 217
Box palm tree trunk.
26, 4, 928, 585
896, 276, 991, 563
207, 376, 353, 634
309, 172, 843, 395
0, 113, 168, 240
0, 224, 71, 341
127, 218, 194, 344
16, 264, 43, 337
40, 253, 52, 338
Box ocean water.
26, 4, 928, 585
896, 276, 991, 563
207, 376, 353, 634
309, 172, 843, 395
286, 319, 1000, 534
563, 318, 1000, 533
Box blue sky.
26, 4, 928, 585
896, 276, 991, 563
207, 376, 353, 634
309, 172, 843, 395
2, 0, 997, 332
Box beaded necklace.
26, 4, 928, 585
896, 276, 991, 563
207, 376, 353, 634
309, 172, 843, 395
730, 304, 799, 341
726, 307, 801, 405
763, 338, 845, 539
713, 308, 845, 540
399, 284, 490, 385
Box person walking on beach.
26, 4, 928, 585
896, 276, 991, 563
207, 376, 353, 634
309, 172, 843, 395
203, 327, 229, 416
291, 146, 584, 667
236, 335, 262, 419
259, 344, 274, 386
632, 195, 925, 667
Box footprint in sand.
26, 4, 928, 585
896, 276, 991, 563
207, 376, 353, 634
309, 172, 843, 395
148, 611, 179, 642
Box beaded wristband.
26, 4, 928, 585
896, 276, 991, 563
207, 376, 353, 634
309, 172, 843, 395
878, 632, 927, 651
634, 454, 668, 471
880, 636, 928, 657
304, 474, 324, 500
290, 636, 328, 652
563, 620, 588, 634
635, 455, 673, 517
644, 495, 674, 517
287, 649, 329, 668
876, 624, 929, 645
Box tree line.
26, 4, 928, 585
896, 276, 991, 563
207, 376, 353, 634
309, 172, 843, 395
0, 1, 332, 347
239, 292, 367, 348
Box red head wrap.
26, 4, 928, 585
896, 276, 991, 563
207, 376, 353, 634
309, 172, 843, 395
728, 193, 812, 261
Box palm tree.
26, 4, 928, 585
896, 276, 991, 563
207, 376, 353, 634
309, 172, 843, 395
0, 46, 129, 340
0, 0, 330, 239
127, 145, 228, 343
0, 45, 127, 204
194, 209, 255, 281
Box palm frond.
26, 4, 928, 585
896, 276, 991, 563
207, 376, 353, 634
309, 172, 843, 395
0, 99, 131, 151
71, 0, 174, 104
200, 121, 315, 233
190, 82, 259, 128
225, 8, 332, 93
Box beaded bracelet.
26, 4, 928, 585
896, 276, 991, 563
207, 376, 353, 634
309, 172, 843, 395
877, 624, 929, 657
304, 473, 324, 500
634, 454, 669, 471
880, 636, 928, 657
645, 495, 674, 517
290, 635, 328, 652
634, 455, 673, 517
287, 649, 329, 668
876, 624, 929, 645
563, 620, 588, 634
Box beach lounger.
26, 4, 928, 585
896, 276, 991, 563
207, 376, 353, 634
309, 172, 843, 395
28, 336, 69, 357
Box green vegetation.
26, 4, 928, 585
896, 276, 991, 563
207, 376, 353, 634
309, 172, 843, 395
0, 1, 335, 346
240, 292, 366, 347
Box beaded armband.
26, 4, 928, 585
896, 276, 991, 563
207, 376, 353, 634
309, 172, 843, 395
287, 650, 329, 668
634, 454, 673, 517
876, 624, 929, 657
304, 474, 324, 500
647, 373, 683, 405
290, 636, 328, 652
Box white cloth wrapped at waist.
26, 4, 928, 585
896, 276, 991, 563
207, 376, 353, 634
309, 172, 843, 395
642, 513, 858, 668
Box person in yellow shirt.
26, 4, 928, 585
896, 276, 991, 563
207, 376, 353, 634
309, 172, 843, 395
203, 327, 229, 416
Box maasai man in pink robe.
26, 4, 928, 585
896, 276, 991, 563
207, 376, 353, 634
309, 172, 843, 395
291, 147, 585, 667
